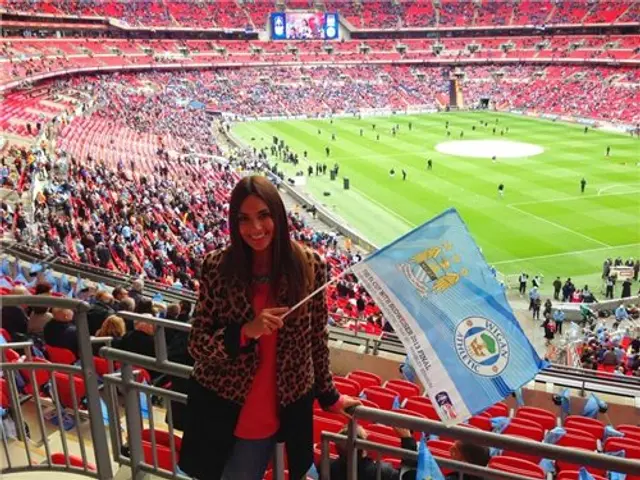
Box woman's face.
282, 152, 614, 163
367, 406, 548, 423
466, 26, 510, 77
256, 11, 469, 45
238, 194, 274, 253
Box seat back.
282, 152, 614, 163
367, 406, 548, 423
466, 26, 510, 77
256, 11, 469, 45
384, 379, 420, 399
46, 345, 78, 365
604, 437, 640, 457
53, 372, 87, 409
468, 413, 492, 431
50, 452, 96, 471
488, 455, 545, 479
333, 379, 359, 397
556, 430, 602, 476
313, 416, 343, 445
362, 387, 397, 410
564, 416, 605, 440
503, 420, 544, 442
404, 396, 439, 419
20, 357, 52, 395
333, 376, 362, 394
617, 425, 640, 443
483, 402, 509, 418
366, 423, 398, 438
557, 471, 608, 480
516, 406, 557, 431
0, 378, 11, 407
347, 371, 381, 390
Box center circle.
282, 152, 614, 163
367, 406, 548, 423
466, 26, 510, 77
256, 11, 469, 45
435, 140, 545, 159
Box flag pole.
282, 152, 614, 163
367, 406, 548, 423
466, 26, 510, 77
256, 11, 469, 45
281, 265, 353, 320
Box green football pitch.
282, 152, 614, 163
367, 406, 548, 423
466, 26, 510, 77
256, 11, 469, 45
233, 111, 640, 295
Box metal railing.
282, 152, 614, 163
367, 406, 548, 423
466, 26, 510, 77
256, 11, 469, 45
1, 295, 113, 479
3, 294, 640, 480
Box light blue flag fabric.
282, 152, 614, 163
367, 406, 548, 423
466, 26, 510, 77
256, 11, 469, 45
29, 263, 43, 275
97, 282, 108, 292
100, 398, 110, 426
401, 355, 418, 383
603, 425, 624, 443
514, 387, 525, 408
74, 276, 86, 294
351, 208, 546, 425
416, 435, 445, 480
14, 272, 28, 285
152, 293, 164, 304
0, 276, 12, 289
539, 458, 555, 474
392, 396, 401, 410
539, 427, 567, 474
490, 416, 511, 434
44, 270, 57, 292
606, 450, 626, 480
559, 388, 571, 421
1, 258, 11, 276
582, 393, 606, 419
140, 382, 149, 420
59, 274, 71, 295
579, 467, 595, 480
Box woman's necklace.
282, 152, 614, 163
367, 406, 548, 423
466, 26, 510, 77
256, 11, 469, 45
252, 274, 271, 284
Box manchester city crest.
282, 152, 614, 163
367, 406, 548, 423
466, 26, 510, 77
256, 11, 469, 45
398, 241, 468, 296
455, 317, 510, 377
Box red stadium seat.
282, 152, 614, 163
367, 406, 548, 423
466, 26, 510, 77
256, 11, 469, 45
515, 406, 557, 431
0, 378, 11, 407
427, 439, 455, 476
384, 379, 420, 399
482, 402, 509, 418
312, 409, 348, 426
488, 456, 545, 479
604, 437, 640, 456
53, 372, 87, 410
313, 416, 343, 445
557, 471, 608, 480
503, 418, 544, 442
403, 396, 438, 419
20, 357, 51, 396
333, 379, 360, 397
313, 441, 338, 466
347, 371, 381, 390
468, 413, 492, 431
141, 429, 182, 471
617, 425, 640, 442
0, 328, 11, 342
50, 453, 96, 471
564, 416, 605, 441
556, 429, 603, 476
366, 432, 402, 468
46, 345, 77, 365
333, 376, 362, 395
361, 386, 398, 410
3, 348, 21, 363
366, 423, 398, 438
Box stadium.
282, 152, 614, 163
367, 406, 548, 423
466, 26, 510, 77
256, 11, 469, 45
0, 1, 639, 479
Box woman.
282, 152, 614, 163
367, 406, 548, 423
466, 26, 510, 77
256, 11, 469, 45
179, 176, 359, 480
93, 315, 126, 355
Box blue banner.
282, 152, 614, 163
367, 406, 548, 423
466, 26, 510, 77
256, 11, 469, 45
351, 208, 546, 425
270, 12, 286, 40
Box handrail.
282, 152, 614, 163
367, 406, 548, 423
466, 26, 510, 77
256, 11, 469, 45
321, 432, 534, 480
346, 407, 640, 476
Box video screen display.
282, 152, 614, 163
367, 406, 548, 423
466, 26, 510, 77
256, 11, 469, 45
271, 12, 339, 40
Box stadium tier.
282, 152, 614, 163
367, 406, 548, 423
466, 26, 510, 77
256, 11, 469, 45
1, 2, 639, 480
1, 0, 640, 28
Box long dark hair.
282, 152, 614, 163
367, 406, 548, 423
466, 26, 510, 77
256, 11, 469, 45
222, 175, 311, 308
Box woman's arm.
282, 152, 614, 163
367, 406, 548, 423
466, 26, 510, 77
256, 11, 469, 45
188, 252, 255, 363
310, 251, 340, 408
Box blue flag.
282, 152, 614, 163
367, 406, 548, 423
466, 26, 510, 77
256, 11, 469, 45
401, 355, 418, 383
14, 272, 29, 285
0, 277, 12, 289
490, 416, 511, 434
559, 388, 571, 421
578, 467, 595, 480
603, 425, 624, 443
58, 274, 71, 295
392, 396, 401, 410
1, 258, 11, 276
582, 393, 606, 419
74, 276, 86, 294
514, 387, 525, 408
100, 398, 110, 426
140, 382, 149, 420
351, 209, 546, 425
152, 293, 164, 304
416, 435, 444, 480
605, 450, 626, 480
29, 263, 43, 275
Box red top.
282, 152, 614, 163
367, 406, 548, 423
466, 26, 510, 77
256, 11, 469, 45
234, 282, 280, 439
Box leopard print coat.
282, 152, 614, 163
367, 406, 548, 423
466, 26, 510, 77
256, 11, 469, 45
188, 247, 340, 408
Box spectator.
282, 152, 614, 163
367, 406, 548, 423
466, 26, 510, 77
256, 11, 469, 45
179, 175, 360, 480
552, 276, 562, 300
87, 290, 116, 335
552, 309, 565, 334
601, 347, 619, 366
1, 285, 30, 339
93, 314, 126, 355
28, 282, 54, 335
329, 425, 418, 480
449, 441, 491, 480
112, 286, 128, 303
113, 320, 157, 375
542, 315, 556, 345
177, 299, 192, 322
128, 278, 144, 304
621, 278, 632, 298
43, 308, 78, 356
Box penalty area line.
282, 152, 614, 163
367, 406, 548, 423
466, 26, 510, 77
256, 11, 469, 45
492, 242, 640, 266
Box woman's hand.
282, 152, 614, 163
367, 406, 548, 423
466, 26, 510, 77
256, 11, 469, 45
242, 307, 289, 339
328, 395, 362, 418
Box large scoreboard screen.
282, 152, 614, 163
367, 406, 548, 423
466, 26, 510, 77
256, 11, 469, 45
271, 12, 339, 40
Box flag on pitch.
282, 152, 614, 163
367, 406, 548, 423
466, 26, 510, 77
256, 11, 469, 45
351, 208, 546, 425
